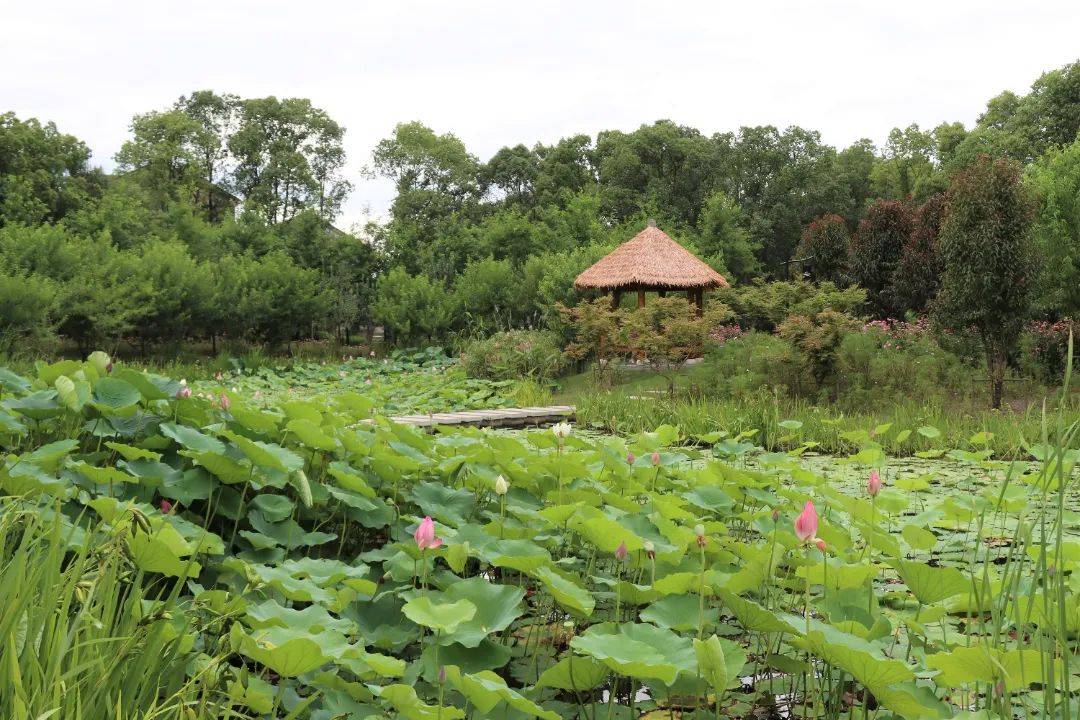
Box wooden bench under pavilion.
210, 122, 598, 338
572, 219, 728, 315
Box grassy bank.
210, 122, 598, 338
557, 365, 1078, 459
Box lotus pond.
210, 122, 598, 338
0, 354, 1078, 720
194, 347, 520, 416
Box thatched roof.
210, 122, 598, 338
574, 221, 728, 291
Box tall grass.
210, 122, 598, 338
0, 505, 222, 719
576, 388, 1079, 458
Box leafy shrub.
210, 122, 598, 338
703, 330, 802, 396
1019, 318, 1076, 384
0, 271, 58, 355
459, 329, 566, 382
778, 309, 863, 398
373, 266, 454, 346
717, 280, 866, 332
452, 257, 537, 334
835, 323, 974, 408
849, 199, 913, 317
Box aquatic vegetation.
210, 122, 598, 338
0, 352, 1077, 719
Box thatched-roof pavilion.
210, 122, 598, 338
574, 220, 727, 315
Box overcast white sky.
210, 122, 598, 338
3, 0, 1078, 229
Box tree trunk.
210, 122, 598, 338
986, 341, 1005, 409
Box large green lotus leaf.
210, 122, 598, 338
0, 410, 27, 436
35, 359, 82, 385
530, 565, 594, 617
801, 623, 914, 690
402, 596, 477, 634
245, 599, 355, 634
104, 441, 161, 462
378, 684, 465, 720
226, 674, 275, 714
281, 400, 322, 423
55, 375, 89, 411
162, 467, 215, 503
409, 481, 475, 526
225, 560, 335, 605
229, 403, 281, 434
6, 390, 63, 419
128, 531, 200, 578
223, 431, 303, 472
570, 622, 694, 685
424, 638, 512, 673
0, 366, 31, 392
869, 682, 950, 718
797, 559, 876, 590
536, 655, 609, 691
279, 557, 374, 593
1, 462, 70, 498
71, 461, 139, 486
251, 493, 294, 522
640, 594, 718, 632
484, 539, 552, 573
92, 377, 142, 409
333, 391, 375, 418
444, 666, 559, 720
682, 486, 735, 514
901, 523, 938, 550
23, 439, 80, 471
566, 508, 643, 554
439, 577, 525, 647
248, 512, 335, 550
180, 449, 251, 485
327, 461, 376, 497
891, 559, 970, 605
110, 368, 174, 401
338, 646, 407, 678
286, 418, 337, 451
236, 626, 347, 677
926, 646, 1053, 692
160, 423, 225, 454
694, 634, 746, 695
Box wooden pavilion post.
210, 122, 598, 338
637, 289, 646, 308
694, 289, 703, 317
611, 289, 622, 310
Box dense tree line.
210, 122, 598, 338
1, 60, 1079, 359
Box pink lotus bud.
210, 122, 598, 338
794, 501, 819, 542
771, 507, 781, 522
438, 666, 446, 684
615, 540, 628, 561
414, 516, 443, 550
627, 452, 635, 465
106, 362, 114, 374
651, 451, 660, 466
814, 538, 827, 552
176, 386, 192, 399
219, 393, 231, 411
160, 499, 173, 514
867, 469, 882, 496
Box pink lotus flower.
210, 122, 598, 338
627, 452, 636, 465
615, 540, 628, 561
160, 499, 173, 514
414, 516, 443, 550
794, 501, 819, 542
219, 393, 231, 412
651, 451, 660, 466
176, 386, 192, 399
867, 469, 882, 496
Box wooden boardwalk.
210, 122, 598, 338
383, 405, 575, 430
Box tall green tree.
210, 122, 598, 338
795, 214, 849, 284
1027, 139, 1080, 317
229, 96, 351, 222
849, 199, 913, 317
935, 155, 1038, 408
0, 112, 101, 225
695, 191, 760, 281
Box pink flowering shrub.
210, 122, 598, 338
1020, 319, 1075, 383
